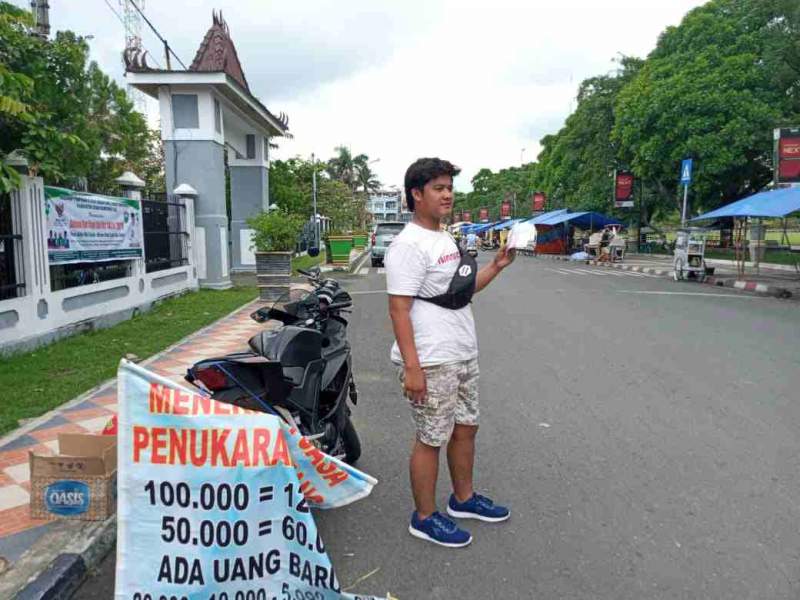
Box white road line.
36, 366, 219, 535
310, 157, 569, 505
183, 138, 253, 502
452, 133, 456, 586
574, 269, 609, 276
358, 268, 369, 276
618, 290, 757, 299
555, 268, 582, 275
377, 268, 386, 274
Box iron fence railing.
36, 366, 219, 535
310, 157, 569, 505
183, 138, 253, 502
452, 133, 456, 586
0, 191, 25, 301
142, 196, 189, 274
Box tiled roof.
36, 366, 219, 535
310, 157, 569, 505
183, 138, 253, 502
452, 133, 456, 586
189, 10, 249, 92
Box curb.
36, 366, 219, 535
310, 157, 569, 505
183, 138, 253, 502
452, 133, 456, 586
10, 516, 116, 600
542, 254, 794, 299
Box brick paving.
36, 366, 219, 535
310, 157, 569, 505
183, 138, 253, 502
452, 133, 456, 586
0, 300, 264, 563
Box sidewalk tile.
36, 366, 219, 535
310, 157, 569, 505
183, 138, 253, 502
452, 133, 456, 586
31, 415, 70, 432
3, 463, 30, 484
0, 485, 29, 511
71, 416, 113, 434
29, 422, 90, 443
0, 435, 39, 452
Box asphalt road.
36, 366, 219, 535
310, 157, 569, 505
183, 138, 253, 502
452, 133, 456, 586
75, 254, 800, 599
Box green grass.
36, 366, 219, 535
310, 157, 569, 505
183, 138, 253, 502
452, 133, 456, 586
0, 287, 257, 436
704, 249, 799, 266
292, 250, 326, 274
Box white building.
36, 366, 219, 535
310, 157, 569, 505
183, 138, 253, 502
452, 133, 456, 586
367, 190, 401, 223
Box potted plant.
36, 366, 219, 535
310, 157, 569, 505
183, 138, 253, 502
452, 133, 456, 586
351, 230, 369, 250
247, 210, 303, 301
325, 229, 354, 266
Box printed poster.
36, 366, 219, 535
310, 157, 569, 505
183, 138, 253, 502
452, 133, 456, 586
45, 186, 144, 264
115, 360, 383, 600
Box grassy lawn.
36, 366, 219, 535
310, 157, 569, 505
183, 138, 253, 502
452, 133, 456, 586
292, 250, 326, 274
0, 287, 256, 436
705, 249, 799, 266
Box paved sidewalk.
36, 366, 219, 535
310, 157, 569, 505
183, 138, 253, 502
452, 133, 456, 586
0, 299, 264, 597
544, 253, 800, 298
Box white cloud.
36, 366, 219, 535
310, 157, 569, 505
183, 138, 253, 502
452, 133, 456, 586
12, 0, 705, 190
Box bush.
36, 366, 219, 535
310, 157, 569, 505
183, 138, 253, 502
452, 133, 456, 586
247, 210, 304, 252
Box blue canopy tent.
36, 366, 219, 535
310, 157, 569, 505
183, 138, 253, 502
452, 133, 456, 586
531, 210, 621, 254
533, 211, 621, 230
526, 209, 568, 225
691, 187, 800, 220
492, 218, 524, 231
461, 222, 496, 234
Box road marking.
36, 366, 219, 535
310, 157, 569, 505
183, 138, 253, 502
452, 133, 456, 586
358, 268, 369, 276
377, 268, 386, 274
618, 290, 758, 299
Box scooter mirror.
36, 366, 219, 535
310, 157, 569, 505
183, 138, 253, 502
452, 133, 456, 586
308, 246, 320, 257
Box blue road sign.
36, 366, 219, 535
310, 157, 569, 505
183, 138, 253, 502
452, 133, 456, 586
680, 159, 693, 185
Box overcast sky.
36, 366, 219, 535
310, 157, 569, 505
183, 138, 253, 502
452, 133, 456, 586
17, 0, 705, 190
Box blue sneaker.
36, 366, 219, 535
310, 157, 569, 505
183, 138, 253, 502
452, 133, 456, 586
447, 493, 510, 523
409, 511, 472, 548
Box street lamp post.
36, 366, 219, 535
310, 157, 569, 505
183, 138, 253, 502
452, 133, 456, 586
311, 153, 318, 252
521, 148, 526, 165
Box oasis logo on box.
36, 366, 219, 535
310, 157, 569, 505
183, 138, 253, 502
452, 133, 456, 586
45, 480, 90, 516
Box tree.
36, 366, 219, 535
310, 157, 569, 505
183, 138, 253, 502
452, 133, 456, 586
326, 146, 356, 191
613, 0, 800, 217
534, 57, 643, 215
0, 2, 151, 192
353, 154, 380, 193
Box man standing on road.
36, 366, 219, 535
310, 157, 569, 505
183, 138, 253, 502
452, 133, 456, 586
385, 157, 515, 548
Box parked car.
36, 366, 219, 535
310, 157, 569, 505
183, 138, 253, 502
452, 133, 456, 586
370, 222, 405, 267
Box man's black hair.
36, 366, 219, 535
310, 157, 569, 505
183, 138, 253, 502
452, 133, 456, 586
404, 157, 460, 211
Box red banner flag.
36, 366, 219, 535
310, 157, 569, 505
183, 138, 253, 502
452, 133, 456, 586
777, 129, 800, 184
615, 171, 634, 208
532, 192, 546, 212
463, 210, 472, 223
479, 208, 489, 222
501, 200, 512, 219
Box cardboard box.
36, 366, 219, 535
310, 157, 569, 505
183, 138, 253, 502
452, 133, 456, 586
29, 433, 117, 521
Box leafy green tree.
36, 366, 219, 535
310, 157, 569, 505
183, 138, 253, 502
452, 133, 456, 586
0, 2, 150, 192
535, 57, 642, 215
613, 0, 800, 217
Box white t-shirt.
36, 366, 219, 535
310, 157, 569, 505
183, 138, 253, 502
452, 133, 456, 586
385, 222, 478, 366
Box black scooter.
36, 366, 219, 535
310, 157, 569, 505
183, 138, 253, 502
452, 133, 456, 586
185, 267, 361, 464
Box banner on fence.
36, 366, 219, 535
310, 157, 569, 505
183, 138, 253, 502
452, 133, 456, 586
45, 187, 144, 264
115, 360, 383, 600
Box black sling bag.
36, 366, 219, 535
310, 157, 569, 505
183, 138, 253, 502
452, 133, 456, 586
415, 246, 478, 310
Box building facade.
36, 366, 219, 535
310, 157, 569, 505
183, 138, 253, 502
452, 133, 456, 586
367, 190, 401, 223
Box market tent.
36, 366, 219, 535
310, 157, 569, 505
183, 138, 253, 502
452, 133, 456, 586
461, 222, 496, 234
533, 211, 620, 230
492, 218, 525, 231
691, 187, 800, 220
526, 209, 568, 224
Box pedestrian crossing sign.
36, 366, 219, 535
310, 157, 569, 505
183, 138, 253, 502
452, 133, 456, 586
680, 159, 693, 184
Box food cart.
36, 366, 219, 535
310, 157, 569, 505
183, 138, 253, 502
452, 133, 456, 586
672, 228, 708, 282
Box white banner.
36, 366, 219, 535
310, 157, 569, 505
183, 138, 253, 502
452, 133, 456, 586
115, 360, 384, 600
45, 187, 144, 264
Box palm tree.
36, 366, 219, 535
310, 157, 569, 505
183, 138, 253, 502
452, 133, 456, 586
326, 146, 356, 191
354, 154, 381, 193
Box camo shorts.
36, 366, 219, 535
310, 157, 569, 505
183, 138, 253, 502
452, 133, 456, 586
398, 358, 480, 447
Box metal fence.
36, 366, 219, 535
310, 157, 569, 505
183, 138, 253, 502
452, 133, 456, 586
0, 191, 25, 300
142, 196, 189, 273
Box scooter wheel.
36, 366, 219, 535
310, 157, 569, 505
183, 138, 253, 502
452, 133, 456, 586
342, 417, 361, 465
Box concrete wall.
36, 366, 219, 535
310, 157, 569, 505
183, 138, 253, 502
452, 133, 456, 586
164, 140, 230, 289
0, 176, 199, 356
229, 165, 268, 272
